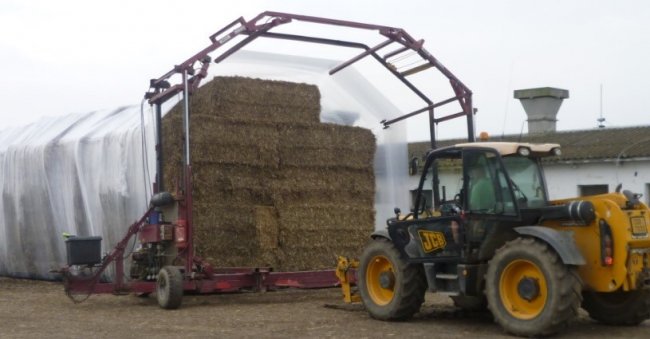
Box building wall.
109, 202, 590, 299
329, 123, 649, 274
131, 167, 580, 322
543, 159, 650, 204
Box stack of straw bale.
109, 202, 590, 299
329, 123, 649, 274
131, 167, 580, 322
162, 76, 375, 270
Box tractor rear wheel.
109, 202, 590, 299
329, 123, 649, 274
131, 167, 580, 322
582, 289, 650, 325
358, 238, 426, 320
156, 266, 183, 309
485, 237, 582, 337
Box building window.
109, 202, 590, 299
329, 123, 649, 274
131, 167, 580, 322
578, 184, 609, 196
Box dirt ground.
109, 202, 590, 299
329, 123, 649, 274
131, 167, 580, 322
0, 277, 647, 338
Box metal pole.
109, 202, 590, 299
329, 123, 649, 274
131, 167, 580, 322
155, 103, 164, 193
429, 108, 441, 208
181, 69, 194, 274
428, 108, 436, 149
467, 97, 475, 142
182, 70, 191, 167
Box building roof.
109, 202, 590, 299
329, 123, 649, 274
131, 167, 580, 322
408, 126, 650, 164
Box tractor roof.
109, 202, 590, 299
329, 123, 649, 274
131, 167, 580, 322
452, 142, 561, 156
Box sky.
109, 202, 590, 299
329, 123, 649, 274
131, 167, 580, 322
1, 0, 649, 141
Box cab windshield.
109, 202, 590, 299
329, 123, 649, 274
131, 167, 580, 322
501, 155, 547, 208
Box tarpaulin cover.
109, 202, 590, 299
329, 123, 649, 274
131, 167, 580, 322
0, 107, 155, 279
0, 51, 410, 279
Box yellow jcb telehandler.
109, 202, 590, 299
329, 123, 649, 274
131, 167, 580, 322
349, 141, 650, 337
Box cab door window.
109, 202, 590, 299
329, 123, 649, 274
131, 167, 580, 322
464, 151, 516, 215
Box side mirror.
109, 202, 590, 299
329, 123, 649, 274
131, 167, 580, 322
394, 207, 401, 217
623, 190, 642, 208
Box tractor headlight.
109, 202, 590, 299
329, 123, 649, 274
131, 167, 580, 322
552, 147, 562, 156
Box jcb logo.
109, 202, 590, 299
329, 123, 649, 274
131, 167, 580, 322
418, 230, 447, 253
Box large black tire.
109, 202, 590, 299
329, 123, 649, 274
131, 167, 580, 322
582, 289, 650, 325
358, 238, 426, 321
485, 237, 582, 337
156, 266, 183, 309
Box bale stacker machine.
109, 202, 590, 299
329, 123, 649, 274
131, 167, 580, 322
57, 11, 474, 309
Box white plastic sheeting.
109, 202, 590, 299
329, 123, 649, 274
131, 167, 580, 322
0, 107, 156, 279
0, 51, 410, 279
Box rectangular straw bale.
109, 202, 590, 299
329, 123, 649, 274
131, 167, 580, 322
277, 124, 375, 169
192, 164, 276, 189
255, 206, 279, 250
278, 228, 370, 248
199, 248, 261, 268
276, 244, 365, 271
204, 102, 318, 124
164, 114, 280, 148
192, 164, 275, 205
279, 146, 374, 170
275, 167, 374, 190
192, 144, 279, 168
194, 228, 258, 252
190, 76, 321, 123
162, 158, 183, 192
192, 203, 257, 233
279, 123, 376, 149
277, 204, 375, 231
161, 110, 185, 191
276, 248, 336, 271
193, 225, 260, 267
256, 250, 281, 269
191, 203, 281, 266
271, 187, 374, 206
270, 167, 374, 205
179, 114, 279, 167
192, 203, 259, 250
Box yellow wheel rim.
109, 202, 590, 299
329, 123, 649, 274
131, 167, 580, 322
499, 259, 548, 320
366, 255, 395, 306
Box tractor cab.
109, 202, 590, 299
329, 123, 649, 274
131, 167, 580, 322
415, 142, 561, 219
384, 142, 562, 295
389, 142, 561, 260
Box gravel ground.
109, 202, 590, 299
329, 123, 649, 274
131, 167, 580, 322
0, 277, 648, 338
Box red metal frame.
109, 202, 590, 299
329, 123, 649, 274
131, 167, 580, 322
144, 11, 475, 147
62, 11, 471, 299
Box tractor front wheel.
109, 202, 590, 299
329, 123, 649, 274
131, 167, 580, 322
156, 266, 183, 309
485, 237, 582, 337
582, 289, 650, 325
358, 238, 426, 320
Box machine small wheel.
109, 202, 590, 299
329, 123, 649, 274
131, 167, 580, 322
156, 266, 183, 309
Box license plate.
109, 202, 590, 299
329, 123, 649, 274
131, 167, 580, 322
630, 217, 647, 235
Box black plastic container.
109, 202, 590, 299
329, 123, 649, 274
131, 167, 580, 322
65, 236, 102, 266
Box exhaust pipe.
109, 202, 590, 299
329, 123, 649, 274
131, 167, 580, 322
540, 200, 596, 225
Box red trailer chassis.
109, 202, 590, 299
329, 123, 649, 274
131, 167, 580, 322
59, 11, 472, 305
60, 172, 349, 302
